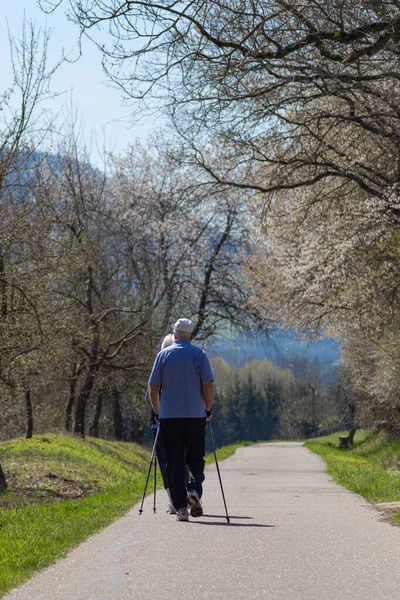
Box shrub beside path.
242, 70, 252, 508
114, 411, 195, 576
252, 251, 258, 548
5, 442, 400, 600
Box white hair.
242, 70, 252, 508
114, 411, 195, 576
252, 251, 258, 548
174, 330, 192, 340
161, 333, 175, 349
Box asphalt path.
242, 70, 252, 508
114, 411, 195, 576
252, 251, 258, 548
5, 442, 400, 600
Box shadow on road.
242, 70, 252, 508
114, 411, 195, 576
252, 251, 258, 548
204, 514, 253, 519
193, 521, 274, 527
193, 515, 275, 527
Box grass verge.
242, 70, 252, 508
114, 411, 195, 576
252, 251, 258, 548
305, 429, 400, 524
0, 433, 243, 597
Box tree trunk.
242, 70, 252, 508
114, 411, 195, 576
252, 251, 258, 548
0, 463, 7, 490
89, 392, 103, 437
65, 379, 76, 432
131, 419, 143, 444
25, 390, 33, 439
309, 384, 319, 438
113, 389, 124, 441
0, 249, 7, 318
73, 365, 98, 437
74, 267, 99, 437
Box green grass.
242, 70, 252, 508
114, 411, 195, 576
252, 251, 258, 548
0, 433, 244, 597
0, 434, 151, 597
305, 430, 400, 520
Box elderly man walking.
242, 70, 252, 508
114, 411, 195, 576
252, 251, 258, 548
148, 318, 214, 521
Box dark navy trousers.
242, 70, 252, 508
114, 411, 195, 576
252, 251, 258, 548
160, 417, 206, 511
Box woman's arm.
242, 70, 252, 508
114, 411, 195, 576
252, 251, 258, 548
149, 384, 160, 415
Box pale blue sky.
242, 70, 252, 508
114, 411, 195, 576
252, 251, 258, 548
1, 1, 153, 164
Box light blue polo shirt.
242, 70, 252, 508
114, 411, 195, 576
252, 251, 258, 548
148, 340, 214, 418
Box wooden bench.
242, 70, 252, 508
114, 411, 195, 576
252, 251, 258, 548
338, 428, 356, 449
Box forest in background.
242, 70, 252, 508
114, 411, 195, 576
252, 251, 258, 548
209, 351, 353, 445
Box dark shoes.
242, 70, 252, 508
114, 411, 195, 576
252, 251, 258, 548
187, 489, 203, 518
175, 490, 203, 520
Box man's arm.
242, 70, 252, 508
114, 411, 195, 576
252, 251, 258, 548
149, 384, 160, 415
202, 381, 214, 412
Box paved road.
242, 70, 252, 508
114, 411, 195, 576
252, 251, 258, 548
5, 442, 400, 600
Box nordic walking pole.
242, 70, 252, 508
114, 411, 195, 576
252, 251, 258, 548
139, 424, 160, 515
153, 451, 157, 513
207, 420, 230, 523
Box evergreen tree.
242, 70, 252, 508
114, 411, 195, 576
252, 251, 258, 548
226, 373, 244, 443
264, 379, 280, 440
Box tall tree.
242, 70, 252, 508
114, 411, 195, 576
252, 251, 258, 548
0, 20, 59, 449
45, 1, 400, 203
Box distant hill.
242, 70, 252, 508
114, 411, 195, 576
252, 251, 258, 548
205, 331, 341, 372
